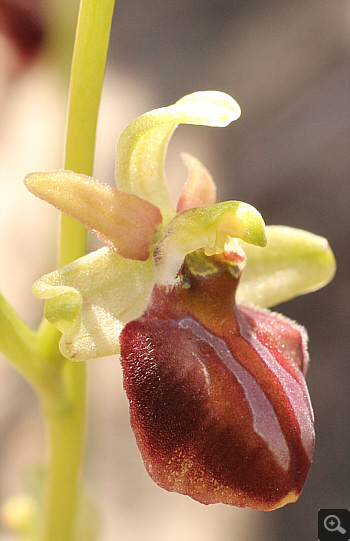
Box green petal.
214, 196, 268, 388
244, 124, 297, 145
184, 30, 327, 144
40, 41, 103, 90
33, 248, 155, 361
236, 226, 336, 308
155, 201, 266, 285
25, 170, 162, 261
116, 91, 241, 225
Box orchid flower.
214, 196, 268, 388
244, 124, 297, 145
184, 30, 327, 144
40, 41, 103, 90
24, 91, 335, 511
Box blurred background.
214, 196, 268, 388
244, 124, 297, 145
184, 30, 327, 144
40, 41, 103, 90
1, 0, 349, 539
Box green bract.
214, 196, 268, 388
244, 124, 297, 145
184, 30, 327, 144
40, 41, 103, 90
24, 91, 336, 362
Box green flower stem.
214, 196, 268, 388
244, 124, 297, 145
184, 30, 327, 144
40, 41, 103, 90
38, 0, 116, 540
59, 216, 87, 269
1, 0, 115, 537
60, 0, 116, 269
0, 293, 67, 412
41, 362, 87, 541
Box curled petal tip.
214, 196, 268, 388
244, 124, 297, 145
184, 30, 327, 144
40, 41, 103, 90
116, 91, 241, 223
176, 91, 241, 126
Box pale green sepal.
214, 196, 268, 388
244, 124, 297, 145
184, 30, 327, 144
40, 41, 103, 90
236, 225, 336, 308
155, 200, 266, 285
115, 91, 241, 225
32, 248, 155, 361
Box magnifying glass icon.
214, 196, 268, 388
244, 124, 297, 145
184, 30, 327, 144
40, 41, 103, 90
324, 515, 346, 534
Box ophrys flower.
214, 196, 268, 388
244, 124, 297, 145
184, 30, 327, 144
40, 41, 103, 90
24, 91, 335, 509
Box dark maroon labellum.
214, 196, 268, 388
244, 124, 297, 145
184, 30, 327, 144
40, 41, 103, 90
120, 253, 314, 510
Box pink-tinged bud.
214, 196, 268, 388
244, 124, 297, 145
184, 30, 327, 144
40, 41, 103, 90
120, 253, 315, 510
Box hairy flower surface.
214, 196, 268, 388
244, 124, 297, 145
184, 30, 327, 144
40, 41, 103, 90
24, 91, 336, 509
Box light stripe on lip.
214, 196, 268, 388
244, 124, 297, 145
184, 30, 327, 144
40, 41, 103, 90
236, 307, 314, 461
179, 317, 291, 471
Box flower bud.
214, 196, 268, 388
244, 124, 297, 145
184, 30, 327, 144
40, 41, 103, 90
120, 252, 314, 510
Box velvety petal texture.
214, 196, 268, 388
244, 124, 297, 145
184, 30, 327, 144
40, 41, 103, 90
120, 254, 314, 510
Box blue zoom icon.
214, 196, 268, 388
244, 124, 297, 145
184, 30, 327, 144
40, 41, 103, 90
319, 509, 350, 541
